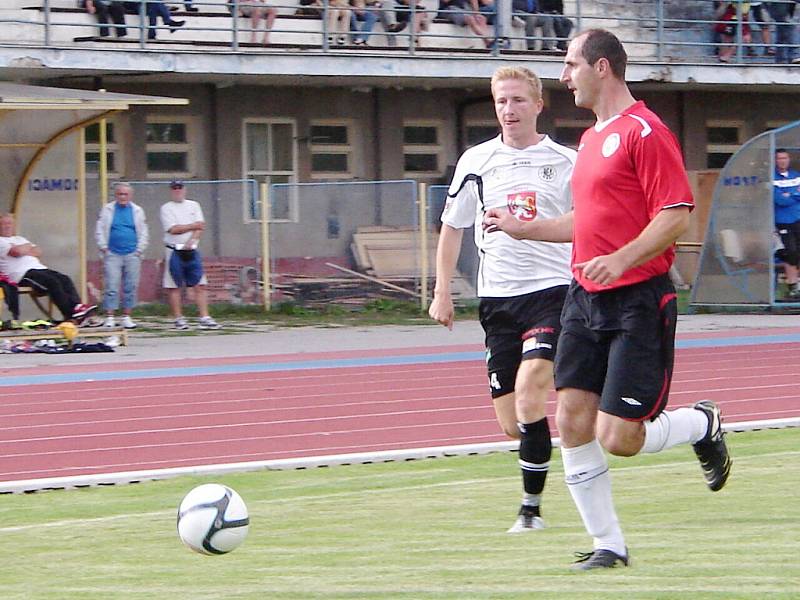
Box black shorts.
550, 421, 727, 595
479, 285, 568, 399
554, 274, 677, 422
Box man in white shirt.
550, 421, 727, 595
160, 181, 221, 330
429, 66, 575, 533
0, 213, 96, 323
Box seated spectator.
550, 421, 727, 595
766, 0, 799, 64
512, 0, 556, 51
749, 2, 774, 56
539, 0, 571, 50
0, 214, 97, 324
81, 0, 128, 37
350, 0, 393, 45
388, 0, 428, 39
325, 0, 352, 45
437, 0, 492, 48
235, 0, 277, 44
123, 1, 185, 39
714, 1, 752, 62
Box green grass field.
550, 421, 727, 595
1, 428, 798, 599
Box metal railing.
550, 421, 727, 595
1, 0, 798, 63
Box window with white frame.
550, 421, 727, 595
243, 119, 298, 222
465, 121, 499, 148
706, 120, 744, 169
553, 118, 593, 149
403, 121, 444, 176
309, 121, 353, 179
145, 116, 195, 177
85, 119, 123, 177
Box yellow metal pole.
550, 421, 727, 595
77, 131, 88, 302
259, 181, 271, 312
418, 182, 429, 310
99, 117, 108, 206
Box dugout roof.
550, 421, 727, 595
0, 82, 187, 213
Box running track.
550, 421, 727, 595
1, 329, 799, 491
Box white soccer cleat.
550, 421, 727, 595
506, 507, 546, 533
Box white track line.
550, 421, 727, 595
1, 417, 797, 494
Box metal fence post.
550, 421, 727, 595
656, 0, 664, 62
43, 0, 51, 46
232, 0, 240, 50
260, 181, 272, 312
418, 181, 429, 310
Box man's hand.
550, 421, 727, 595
428, 291, 455, 330
483, 208, 527, 239
193, 221, 206, 231
574, 252, 629, 286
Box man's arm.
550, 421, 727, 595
428, 224, 464, 330
8, 241, 42, 258
575, 206, 690, 286
483, 208, 574, 242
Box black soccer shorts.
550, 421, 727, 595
554, 274, 677, 422
479, 285, 568, 399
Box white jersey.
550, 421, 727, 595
161, 199, 204, 247
441, 135, 575, 297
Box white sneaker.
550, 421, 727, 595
102, 316, 116, 328
121, 315, 137, 329
506, 507, 546, 533
197, 316, 221, 330
174, 317, 190, 331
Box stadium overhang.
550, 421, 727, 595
0, 81, 187, 213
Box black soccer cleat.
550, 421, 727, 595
571, 548, 629, 571
692, 400, 732, 492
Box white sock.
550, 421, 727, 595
561, 439, 626, 555
641, 407, 709, 454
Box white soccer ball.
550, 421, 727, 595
177, 484, 249, 555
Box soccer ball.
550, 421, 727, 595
177, 484, 249, 555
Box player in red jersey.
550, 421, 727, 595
483, 29, 731, 570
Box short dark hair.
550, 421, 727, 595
579, 29, 627, 80
776, 148, 789, 155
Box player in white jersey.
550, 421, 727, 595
429, 66, 575, 532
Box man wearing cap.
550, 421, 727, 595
159, 181, 221, 330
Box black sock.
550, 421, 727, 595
518, 417, 551, 496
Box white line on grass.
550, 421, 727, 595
1, 448, 797, 533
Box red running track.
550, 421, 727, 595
1, 340, 799, 484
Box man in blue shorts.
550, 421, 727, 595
484, 29, 731, 569
430, 66, 575, 532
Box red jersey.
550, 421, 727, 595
571, 100, 694, 292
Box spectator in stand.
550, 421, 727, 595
749, 2, 775, 55
0, 214, 97, 324
81, 0, 128, 37
714, 1, 752, 62
350, 0, 376, 46
773, 149, 800, 299
178, 1, 199, 11
324, 0, 352, 45
95, 183, 149, 330
0, 274, 20, 325
540, 0, 572, 50
129, 1, 185, 40
388, 0, 428, 42
438, 0, 493, 48
160, 181, 221, 331
767, 0, 799, 63
512, 0, 557, 51
234, 0, 278, 45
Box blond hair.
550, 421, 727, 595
491, 66, 542, 102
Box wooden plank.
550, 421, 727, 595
324, 263, 420, 298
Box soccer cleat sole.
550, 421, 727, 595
506, 515, 545, 533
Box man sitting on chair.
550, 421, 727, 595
0, 214, 96, 323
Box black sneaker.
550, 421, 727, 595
571, 548, 629, 571
692, 400, 732, 492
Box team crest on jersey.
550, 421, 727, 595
602, 133, 621, 157
538, 165, 556, 182
507, 191, 537, 221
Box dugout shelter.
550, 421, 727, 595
690, 120, 800, 310
0, 82, 186, 303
